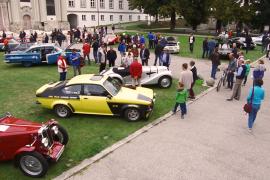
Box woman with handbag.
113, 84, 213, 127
246, 79, 265, 132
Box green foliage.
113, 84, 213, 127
177, 0, 211, 30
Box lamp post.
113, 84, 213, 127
97, 0, 100, 27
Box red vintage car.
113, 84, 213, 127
0, 113, 68, 177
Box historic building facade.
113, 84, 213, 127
67, 0, 148, 28
0, 0, 148, 31
0, 0, 69, 32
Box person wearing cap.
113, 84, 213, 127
70, 49, 81, 76
130, 57, 142, 88
57, 53, 68, 81
172, 83, 188, 119
227, 59, 247, 101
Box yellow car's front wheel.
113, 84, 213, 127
124, 108, 141, 122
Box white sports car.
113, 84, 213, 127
101, 66, 173, 88
164, 36, 180, 54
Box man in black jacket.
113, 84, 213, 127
140, 44, 150, 66
154, 42, 163, 66
202, 37, 209, 58
92, 40, 99, 63
107, 46, 117, 67
210, 46, 220, 79
189, 61, 198, 99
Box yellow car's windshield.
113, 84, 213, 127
103, 77, 121, 96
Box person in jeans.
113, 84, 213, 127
202, 37, 209, 58
179, 63, 193, 92
227, 53, 237, 89
154, 42, 163, 66
246, 79, 265, 132
189, 33, 195, 53
70, 49, 81, 76
92, 40, 99, 63
210, 46, 220, 79
189, 61, 198, 99
172, 83, 188, 119
243, 60, 251, 86
130, 57, 142, 88
227, 59, 246, 101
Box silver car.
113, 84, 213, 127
101, 66, 173, 88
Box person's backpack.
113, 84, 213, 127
253, 70, 264, 79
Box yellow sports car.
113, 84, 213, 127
36, 74, 155, 121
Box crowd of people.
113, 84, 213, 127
0, 27, 267, 132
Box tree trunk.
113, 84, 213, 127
216, 19, 222, 34
170, 8, 176, 30
154, 14, 158, 23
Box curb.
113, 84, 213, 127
54, 55, 265, 180
54, 85, 216, 180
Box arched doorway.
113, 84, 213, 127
23, 15, 31, 30
67, 14, 78, 29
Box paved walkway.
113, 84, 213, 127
64, 57, 270, 180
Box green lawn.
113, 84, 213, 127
0, 54, 207, 180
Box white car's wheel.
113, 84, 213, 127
158, 76, 172, 88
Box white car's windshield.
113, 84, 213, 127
103, 77, 121, 96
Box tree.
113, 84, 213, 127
177, 0, 211, 30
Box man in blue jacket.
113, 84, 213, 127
148, 32, 154, 49
118, 40, 126, 58
70, 49, 81, 76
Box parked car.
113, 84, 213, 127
0, 39, 20, 52
103, 34, 119, 45
218, 44, 232, 59
228, 37, 256, 50
36, 74, 155, 121
0, 113, 68, 177
164, 36, 180, 53
4, 44, 62, 67
252, 35, 263, 46
101, 66, 172, 88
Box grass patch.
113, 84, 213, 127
0, 53, 207, 180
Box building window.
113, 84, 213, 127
119, 0, 123, 9
145, 16, 148, 20
137, 15, 140, 21
101, 15, 105, 21
20, 0, 30, 2
91, 15, 96, 21
82, 15, 86, 21
68, 0, 75, 7
110, 15, 113, 21
100, 0, 105, 9
90, 0, 95, 8
109, 0, 114, 9
129, 15, 132, 21
119, 15, 123, 21
46, 0, 55, 15
80, 0, 86, 8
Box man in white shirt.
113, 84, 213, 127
179, 63, 193, 91
57, 53, 68, 81
189, 33, 195, 53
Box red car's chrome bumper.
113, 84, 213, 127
49, 143, 65, 162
